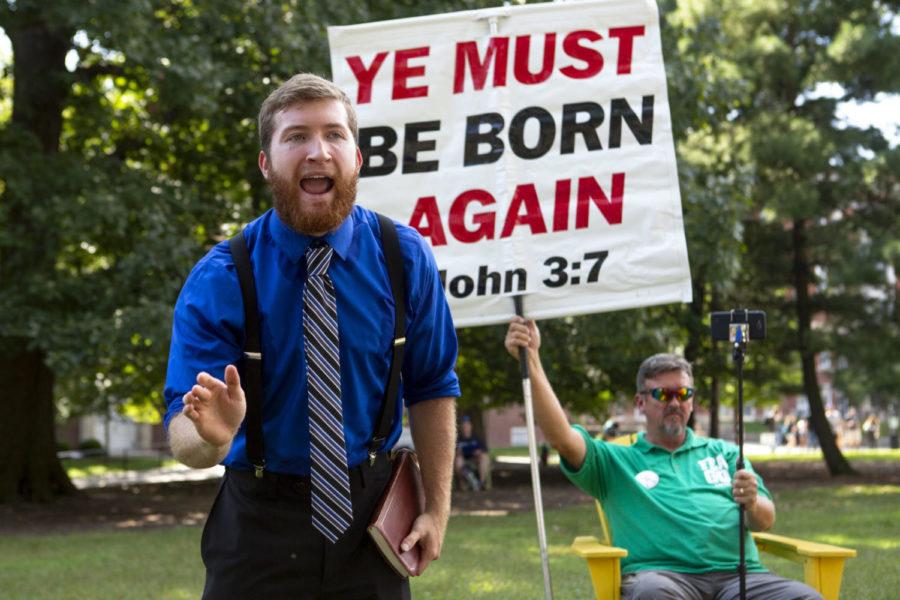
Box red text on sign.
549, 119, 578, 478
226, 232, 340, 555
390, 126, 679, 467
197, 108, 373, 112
344, 27, 647, 103
346, 46, 431, 104
453, 27, 646, 94
408, 173, 626, 247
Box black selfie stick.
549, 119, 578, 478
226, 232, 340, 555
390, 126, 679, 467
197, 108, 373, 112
713, 308, 765, 600
731, 320, 748, 600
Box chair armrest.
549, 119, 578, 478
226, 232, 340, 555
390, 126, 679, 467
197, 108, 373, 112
753, 532, 855, 600
572, 536, 628, 558
572, 536, 627, 600
752, 532, 856, 559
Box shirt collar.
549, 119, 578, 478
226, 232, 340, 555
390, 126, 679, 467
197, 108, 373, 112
268, 208, 354, 263
634, 429, 707, 454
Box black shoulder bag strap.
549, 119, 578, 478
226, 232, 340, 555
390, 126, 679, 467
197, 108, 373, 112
228, 231, 266, 478
368, 213, 407, 464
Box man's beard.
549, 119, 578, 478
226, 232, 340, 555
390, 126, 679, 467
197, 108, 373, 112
661, 411, 686, 437
269, 168, 357, 235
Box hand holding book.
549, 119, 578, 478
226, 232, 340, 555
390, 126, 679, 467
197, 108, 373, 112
367, 449, 426, 577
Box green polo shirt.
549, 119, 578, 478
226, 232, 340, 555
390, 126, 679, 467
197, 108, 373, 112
561, 425, 772, 574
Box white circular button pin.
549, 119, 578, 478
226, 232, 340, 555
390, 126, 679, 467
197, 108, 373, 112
635, 470, 660, 490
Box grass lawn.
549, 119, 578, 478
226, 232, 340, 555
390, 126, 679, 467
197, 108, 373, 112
62, 456, 179, 479
0, 526, 203, 600
1, 484, 896, 599
748, 449, 900, 462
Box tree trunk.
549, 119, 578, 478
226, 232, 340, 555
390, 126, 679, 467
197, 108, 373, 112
9, 15, 70, 153
684, 276, 706, 434
0, 10, 77, 502
707, 289, 721, 439
791, 219, 856, 476
463, 409, 487, 446
708, 374, 720, 439
0, 345, 75, 502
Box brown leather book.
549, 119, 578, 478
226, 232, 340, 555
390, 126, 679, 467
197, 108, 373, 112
367, 448, 426, 577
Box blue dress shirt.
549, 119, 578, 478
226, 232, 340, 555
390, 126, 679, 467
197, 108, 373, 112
164, 206, 460, 475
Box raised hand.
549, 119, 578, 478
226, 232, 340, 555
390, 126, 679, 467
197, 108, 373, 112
182, 365, 247, 448
504, 316, 541, 359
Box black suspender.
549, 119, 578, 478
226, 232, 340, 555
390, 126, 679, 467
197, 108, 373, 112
227, 213, 407, 477
228, 232, 267, 477
369, 213, 407, 464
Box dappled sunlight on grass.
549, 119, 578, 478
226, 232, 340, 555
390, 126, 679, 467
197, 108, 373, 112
810, 533, 899, 549
466, 574, 515, 593
548, 543, 574, 556
843, 449, 900, 459
160, 588, 196, 600
66, 464, 117, 478
833, 484, 898, 497
64, 457, 179, 479
459, 509, 509, 516
748, 449, 900, 462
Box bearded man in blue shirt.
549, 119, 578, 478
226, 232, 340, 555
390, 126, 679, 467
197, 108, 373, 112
164, 73, 459, 599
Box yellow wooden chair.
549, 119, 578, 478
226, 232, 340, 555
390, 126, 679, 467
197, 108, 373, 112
571, 435, 856, 600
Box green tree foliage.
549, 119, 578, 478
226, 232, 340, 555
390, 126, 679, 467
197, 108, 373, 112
1, 0, 896, 500
683, 0, 899, 473
0, 0, 498, 501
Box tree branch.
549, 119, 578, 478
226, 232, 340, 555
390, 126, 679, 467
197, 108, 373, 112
75, 62, 126, 82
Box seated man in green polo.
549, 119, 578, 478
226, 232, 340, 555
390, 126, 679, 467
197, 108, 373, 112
505, 317, 822, 600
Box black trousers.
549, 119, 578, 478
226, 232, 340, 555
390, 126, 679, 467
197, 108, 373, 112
201, 454, 410, 600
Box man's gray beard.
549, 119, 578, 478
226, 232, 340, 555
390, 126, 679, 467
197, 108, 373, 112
662, 421, 685, 438
661, 411, 687, 438
269, 169, 357, 235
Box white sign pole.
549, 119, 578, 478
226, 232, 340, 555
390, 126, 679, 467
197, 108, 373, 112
514, 295, 553, 600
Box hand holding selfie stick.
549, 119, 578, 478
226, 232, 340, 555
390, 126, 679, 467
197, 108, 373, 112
514, 295, 554, 600
711, 309, 766, 600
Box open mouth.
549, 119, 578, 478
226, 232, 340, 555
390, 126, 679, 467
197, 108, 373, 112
299, 175, 334, 195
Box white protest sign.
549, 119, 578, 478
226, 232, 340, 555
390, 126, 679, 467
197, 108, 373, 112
329, 0, 691, 328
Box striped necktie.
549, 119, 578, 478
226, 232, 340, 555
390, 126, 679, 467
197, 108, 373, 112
304, 240, 353, 543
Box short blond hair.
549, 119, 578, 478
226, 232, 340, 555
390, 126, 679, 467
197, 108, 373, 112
258, 73, 358, 154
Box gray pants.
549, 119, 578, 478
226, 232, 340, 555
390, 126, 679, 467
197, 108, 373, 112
621, 570, 823, 600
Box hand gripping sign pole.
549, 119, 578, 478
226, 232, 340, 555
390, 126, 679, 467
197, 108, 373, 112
513, 295, 554, 600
